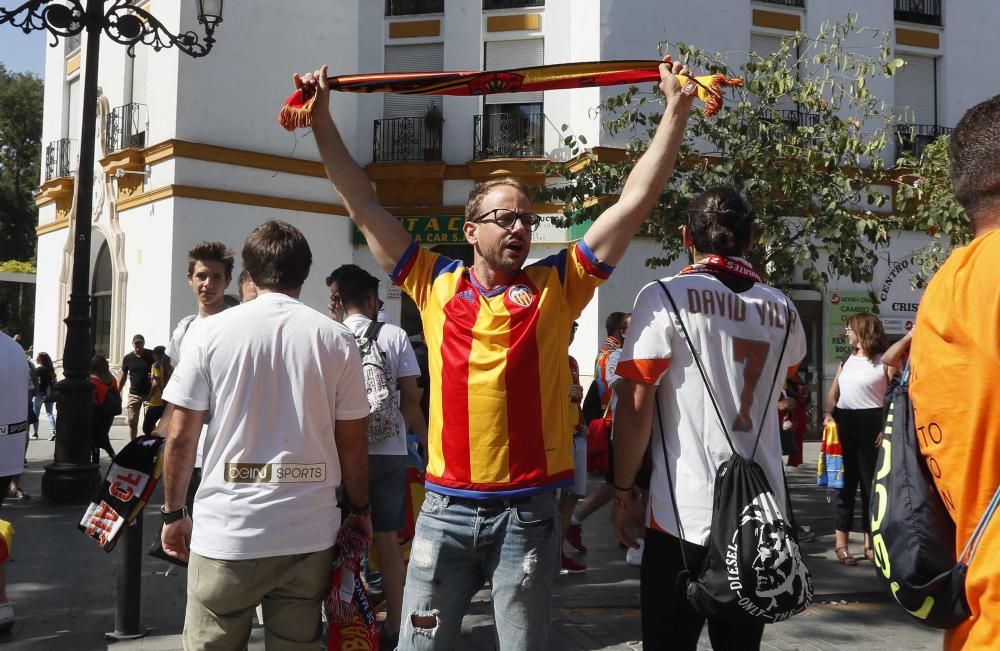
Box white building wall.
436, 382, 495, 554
33, 223, 67, 361
173, 1, 360, 159
32, 0, 989, 386
939, 0, 994, 128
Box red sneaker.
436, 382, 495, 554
566, 523, 587, 554
561, 553, 587, 574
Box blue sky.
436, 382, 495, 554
0, 28, 47, 77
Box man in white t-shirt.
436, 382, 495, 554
160, 221, 371, 649
0, 332, 31, 631
611, 188, 806, 650
326, 263, 426, 648
158, 241, 234, 510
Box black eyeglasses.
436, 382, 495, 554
474, 208, 542, 232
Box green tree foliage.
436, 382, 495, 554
0, 63, 43, 263
538, 15, 910, 289
0, 260, 37, 273
894, 136, 972, 287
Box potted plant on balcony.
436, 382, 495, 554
423, 103, 444, 161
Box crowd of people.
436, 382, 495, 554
0, 59, 997, 651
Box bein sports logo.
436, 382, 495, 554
727, 492, 812, 621
224, 463, 326, 484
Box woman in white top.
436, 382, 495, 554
824, 312, 893, 566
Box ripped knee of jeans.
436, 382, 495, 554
409, 609, 440, 638
521, 549, 538, 589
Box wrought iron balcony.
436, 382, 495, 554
894, 124, 953, 162
754, 0, 804, 7
483, 0, 545, 9
105, 103, 148, 153
44, 138, 77, 181
373, 116, 443, 163
385, 0, 443, 16
474, 112, 544, 160
894, 0, 942, 26
760, 109, 821, 129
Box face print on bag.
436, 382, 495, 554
738, 493, 810, 613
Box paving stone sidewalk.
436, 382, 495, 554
1, 426, 942, 650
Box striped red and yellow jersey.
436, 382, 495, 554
392, 239, 611, 497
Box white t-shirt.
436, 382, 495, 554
162, 292, 370, 560
165, 313, 205, 466
617, 271, 807, 545
836, 354, 887, 410
343, 314, 420, 456
164, 314, 198, 366
0, 334, 30, 478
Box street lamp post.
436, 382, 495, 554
0, 0, 223, 503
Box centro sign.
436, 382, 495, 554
878, 254, 924, 335
224, 463, 326, 484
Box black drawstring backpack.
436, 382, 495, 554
655, 281, 813, 624
870, 362, 1000, 628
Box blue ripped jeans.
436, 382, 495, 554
397, 490, 559, 651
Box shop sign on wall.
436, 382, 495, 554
353, 216, 466, 245
826, 290, 875, 361
877, 254, 923, 335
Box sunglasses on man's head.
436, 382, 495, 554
474, 208, 542, 232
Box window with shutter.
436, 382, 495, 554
67, 78, 81, 143
379, 44, 444, 161
894, 54, 936, 125
749, 33, 799, 115
484, 39, 543, 105
383, 44, 443, 119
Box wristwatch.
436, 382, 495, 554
347, 502, 372, 517
160, 505, 189, 524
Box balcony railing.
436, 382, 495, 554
483, 0, 544, 9
894, 124, 953, 161
385, 0, 443, 15
373, 117, 443, 162
105, 103, 148, 154
755, 0, 804, 7
894, 0, 942, 26
474, 112, 544, 160
760, 108, 820, 129
44, 138, 77, 181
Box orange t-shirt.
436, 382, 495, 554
910, 228, 1000, 650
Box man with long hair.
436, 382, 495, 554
612, 187, 807, 649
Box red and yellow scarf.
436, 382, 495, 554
279, 60, 741, 130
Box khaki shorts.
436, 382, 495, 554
184, 546, 334, 650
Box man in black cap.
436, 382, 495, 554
118, 334, 155, 440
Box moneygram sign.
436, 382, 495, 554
826, 291, 874, 361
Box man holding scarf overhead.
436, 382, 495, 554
297, 55, 695, 650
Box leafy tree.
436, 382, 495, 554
0, 63, 43, 263
538, 15, 911, 289
893, 135, 972, 288
0, 260, 36, 273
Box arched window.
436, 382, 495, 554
91, 241, 113, 358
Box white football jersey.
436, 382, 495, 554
616, 265, 807, 545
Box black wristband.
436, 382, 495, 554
347, 502, 371, 517
160, 505, 188, 524
612, 482, 634, 492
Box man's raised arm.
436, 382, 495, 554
297, 65, 410, 275
583, 55, 696, 267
